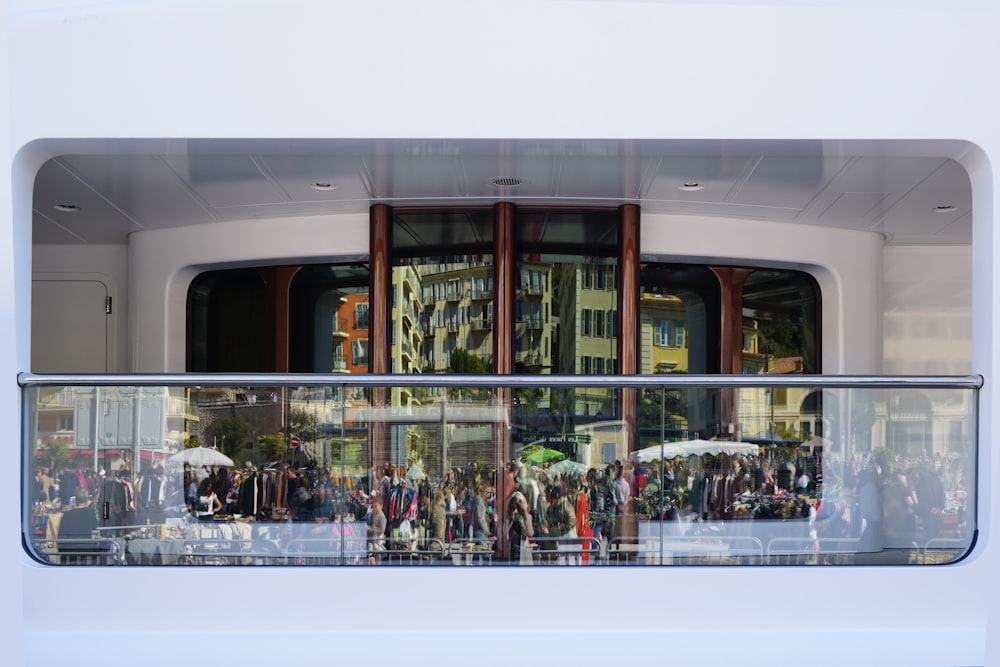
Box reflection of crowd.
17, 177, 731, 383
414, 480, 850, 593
31, 446, 971, 565
851, 453, 964, 548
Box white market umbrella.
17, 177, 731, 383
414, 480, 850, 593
404, 464, 426, 480
632, 439, 759, 463
166, 446, 235, 469
547, 459, 588, 476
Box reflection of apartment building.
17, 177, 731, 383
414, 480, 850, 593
515, 263, 554, 372
35, 387, 194, 468
738, 385, 815, 443
391, 265, 423, 376
639, 293, 688, 374
575, 263, 617, 374
416, 259, 495, 373
557, 261, 618, 417
334, 293, 369, 375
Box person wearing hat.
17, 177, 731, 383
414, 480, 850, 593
57, 487, 99, 563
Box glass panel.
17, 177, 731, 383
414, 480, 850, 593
188, 263, 371, 374
517, 209, 619, 251
24, 379, 976, 567
288, 264, 370, 373
742, 269, 821, 375
392, 209, 493, 256
187, 270, 268, 372
393, 258, 494, 375
392, 209, 494, 376
639, 265, 722, 441
639, 264, 722, 375
515, 211, 620, 472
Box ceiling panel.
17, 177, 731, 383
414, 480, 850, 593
933, 212, 973, 244
641, 199, 801, 221
32, 210, 90, 244
644, 155, 756, 201
730, 156, 852, 209
550, 155, 639, 199
29, 139, 976, 246
816, 192, 891, 228
462, 154, 561, 200
256, 155, 372, 203
57, 155, 218, 229
33, 159, 142, 242
161, 155, 286, 208
873, 160, 972, 239
366, 155, 466, 200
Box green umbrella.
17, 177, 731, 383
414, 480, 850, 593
522, 447, 565, 464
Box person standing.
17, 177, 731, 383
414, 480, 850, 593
611, 460, 632, 558
507, 491, 534, 564
193, 479, 222, 522
547, 485, 578, 565
57, 488, 100, 564
574, 478, 593, 564
367, 496, 387, 558
472, 481, 490, 544
429, 488, 448, 552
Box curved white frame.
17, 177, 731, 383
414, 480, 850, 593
4, 2, 999, 666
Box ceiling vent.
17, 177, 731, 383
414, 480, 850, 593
489, 176, 523, 188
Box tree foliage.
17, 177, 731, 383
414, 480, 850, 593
258, 432, 287, 464
448, 348, 490, 374
40, 439, 70, 470
289, 408, 321, 443
211, 414, 252, 459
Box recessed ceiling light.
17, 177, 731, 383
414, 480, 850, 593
933, 204, 956, 213
679, 182, 704, 191
53, 204, 81, 212
311, 182, 336, 191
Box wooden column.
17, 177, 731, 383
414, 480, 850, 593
493, 202, 515, 558
618, 205, 640, 449
618, 204, 640, 376
494, 202, 515, 374
369, 204, 392, 469
617, 205, 641, 554
712, 266, 753, 438
259, 266, 300, 373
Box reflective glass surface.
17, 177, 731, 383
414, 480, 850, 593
24, 378, 976, 566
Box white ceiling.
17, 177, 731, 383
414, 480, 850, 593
30, 139, 973, 246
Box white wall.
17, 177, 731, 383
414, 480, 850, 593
883, 245, 973, 375
6, 1, 1000, 666
32, 244, 128, 372
643, 214, 884, 374
128, 214, 368, 371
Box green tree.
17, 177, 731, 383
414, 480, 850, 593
40, 439, 70, 470
289, 408, 321, 443
448, 348, 489, 374
758, 321, 801, 359
638, 370, 688, 433
211, 414, 252, 461
258, 432, 287, 464
447, 348, 491, 400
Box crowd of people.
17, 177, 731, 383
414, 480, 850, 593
30, 445, 970, 565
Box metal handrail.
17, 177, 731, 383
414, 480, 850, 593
18, 372, 983, 389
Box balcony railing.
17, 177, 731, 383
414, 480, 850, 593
21, 372, 980, 568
